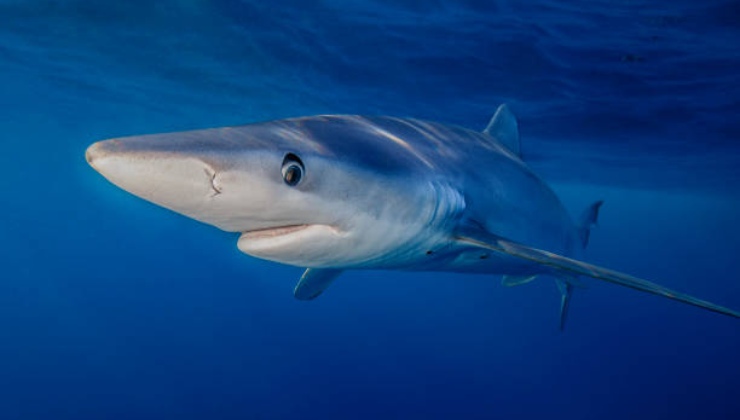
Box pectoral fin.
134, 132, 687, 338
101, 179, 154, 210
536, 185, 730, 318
455, 228, 740, 319
294, 268, 343, 300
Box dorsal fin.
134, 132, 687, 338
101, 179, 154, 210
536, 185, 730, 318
578, 200, 604, 248
483, 104, 521, 157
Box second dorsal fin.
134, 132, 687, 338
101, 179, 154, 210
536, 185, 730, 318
483, 104, 521, 158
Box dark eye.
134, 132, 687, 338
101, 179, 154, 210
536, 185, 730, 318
281, 153, 304, 186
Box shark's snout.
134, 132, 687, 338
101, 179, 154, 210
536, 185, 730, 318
86, 140, 119, 168
86, 138, 219, 218
84, 143, 97, 166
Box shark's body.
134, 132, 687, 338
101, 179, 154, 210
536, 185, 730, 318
86, 105, 740, 326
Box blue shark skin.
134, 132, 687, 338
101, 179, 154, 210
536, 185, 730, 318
85, 105, 740, 325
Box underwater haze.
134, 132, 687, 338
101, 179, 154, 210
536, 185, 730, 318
1, 1, 739, 419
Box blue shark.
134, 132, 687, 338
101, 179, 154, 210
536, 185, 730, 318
85, 105, 740, 328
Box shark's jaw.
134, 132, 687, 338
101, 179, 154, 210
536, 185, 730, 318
237, 224, 347, 267
241, 224, 313, 240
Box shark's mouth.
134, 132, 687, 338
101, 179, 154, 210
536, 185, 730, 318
237, 224, 343, 263
241, 224, 310, 240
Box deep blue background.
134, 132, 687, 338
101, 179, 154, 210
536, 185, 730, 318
1, 1, 739, 419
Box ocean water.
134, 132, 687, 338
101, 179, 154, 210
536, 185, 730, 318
1, 1, 739, 419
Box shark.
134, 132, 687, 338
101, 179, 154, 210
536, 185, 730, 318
85, 105, 739, 328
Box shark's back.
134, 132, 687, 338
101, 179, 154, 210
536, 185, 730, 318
360, 116, 579, 254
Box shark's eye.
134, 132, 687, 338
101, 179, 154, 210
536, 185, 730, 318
282, 153, 304, 186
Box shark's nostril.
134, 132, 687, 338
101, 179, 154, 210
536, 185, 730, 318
205, 167, 222, 196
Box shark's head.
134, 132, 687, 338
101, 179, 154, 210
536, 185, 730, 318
86, 116, 462, 268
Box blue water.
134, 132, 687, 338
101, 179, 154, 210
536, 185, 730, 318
1, 1, 739, 419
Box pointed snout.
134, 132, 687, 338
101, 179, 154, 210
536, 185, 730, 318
85, 142, 98, 166
86, 139, 123, 169
85, 137, 219, 216
85, 127, 292, 233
